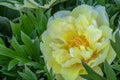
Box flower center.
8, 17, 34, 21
68, 35, 89, 48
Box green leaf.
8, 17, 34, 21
0, 16, 12, 38
35, 9, 47, 35
0, 55, 10, 66
18, 66, 37, 80
25, 62, 43, 69
21, 31, 33, 56
44, 66, 55, 80
32, 37, 41, 61
8, 59, 18, 71
20, 13, 34, 35
25, 66, 37, 80
114, 0, 120, 6
17, 57, 31, 66
104, 60, 117, 80
96, 0, 105, 5
24, 0, 39, 9
110, 12, 119, 29
112, 63, 120, 71
111, 28, 120, 58
0, 46, 17, 58
81, 61, 106, 80
10, 22, 21, 41
21, 31, 41, 62
0, 2, 17, 10
18, 71, 33, 80
0, 38, 5, 45
0, 67, 18, 77
11, 36, 27, 58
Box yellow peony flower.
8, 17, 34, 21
40, 4, 116, 80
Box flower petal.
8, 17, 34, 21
61, 65, 81, 80
47, 18, 77, 43
54, 10, 71, 18
106, 46, 116, 64
92, 45, 109, 67
80, 46, 93, 60
95, 5, 109, 26
75, 15, 89, 35
84, 26, 102, 44
99, 25, 112, 38
69, 47, 82, 58
71, 4, 97, 19
47, 58, 61, 73
40, 31, 52, 62
52, 49, 71, 64
63, 58, 81, 67
56, 74, 64, 80
93, 66, 103, 76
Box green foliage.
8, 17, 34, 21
0, 16, 12, 46
81, 61, 106, 80
0, 0, 54, 79
104, 60, 117, 80
81, 61, 117, 80
112, 63, 120, 71
111, 28, 120, 58
18, 66, 37, 80
0, 0, 120, 80
44, 67, 55, 80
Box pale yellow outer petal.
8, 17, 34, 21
71, 4, 97, 19
76, 76, 85, 80
56, 74, 64, 80
61, 65, 81, 80
106, 46, 116, 64
99, 25, 112, 38
95, 5, 109, 26
40, 31, 52, 62
47, 58, 61, 74
53, 10, 71, 18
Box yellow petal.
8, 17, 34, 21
47, 58, 61, 74
99, 25, 112, 38
75, 15, 89, 35
76, 76, 85, 80
80, 46, 93, 60
71, 4, 97, 19
69, 47, 82, 58
52, 49, 71, 64
47, 18, 77, 43
95, 5, 109, 26
92, 45, 109, 67
84, 26, 102, 44
106, 46, 116, 64
61, 64, 81, 80
40, 31, 52, 62
54, 11, 71, 18
63, 58, 81, 67
56, 74, 64, 80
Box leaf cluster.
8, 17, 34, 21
0, 0, 120, 80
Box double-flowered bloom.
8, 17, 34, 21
40, 4, 116, 80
